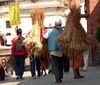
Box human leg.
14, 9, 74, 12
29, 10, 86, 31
18, 55, 25, 79
73, 68, 84, 79
62, 57, 69, 72
58, 57, 63, 79
51, 55, 63, 83
15, 55, 20, 79
30, 56, 36, 77
36, 57, 41, 77
83, 50, 89, 71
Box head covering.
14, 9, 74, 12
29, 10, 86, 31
55, 19, 62, 26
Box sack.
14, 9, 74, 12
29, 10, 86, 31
0, 64, 5, 80
15, 37, 23, 52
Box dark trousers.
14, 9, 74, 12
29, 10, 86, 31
51, 55, 63, 80
0, 65, 5, 80
62, 57, 69, 72
30, 56, 41, 77
15, 55, 25, 76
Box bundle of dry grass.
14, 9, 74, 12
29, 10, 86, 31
23, 8, 44, 56
40, 39, 50, 69
31, 8, 44, 26
56, 5, 90, 57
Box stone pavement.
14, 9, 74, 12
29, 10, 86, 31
0, 66, 100, 85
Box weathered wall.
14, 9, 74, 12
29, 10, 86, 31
86, 0, 100, 65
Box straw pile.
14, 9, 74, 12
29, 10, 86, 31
23, 8, 44, 56
40, 39, 50, 69
56, 5, 90, 57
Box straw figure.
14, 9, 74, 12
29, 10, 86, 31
56, 4, 89, 58
23, 8, 44, 56
23, 8, 50, 69
56, 4, 90, 79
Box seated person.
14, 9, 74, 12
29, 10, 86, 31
0, 64, 5, 81
1, 59, 13, 77
0, 36, 5, 46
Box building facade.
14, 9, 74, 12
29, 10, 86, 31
1, 0, 100, 65
85, 0, 100, 65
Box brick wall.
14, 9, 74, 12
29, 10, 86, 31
86, 0, 100, 65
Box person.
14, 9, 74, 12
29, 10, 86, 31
62, 56, 69, 72
44, 20, 63, 83
1, 59, 13, 77
82, 50, 89, 71
11, 28, 28, 80
70, 55, 84, 79
30, 55, 41, 79
48, 64, 53, 74
0, 36, 5, 46
5, 33, 12, 46
0, 64, 5, 81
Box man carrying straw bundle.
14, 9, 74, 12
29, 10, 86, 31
44, 20, 63, 83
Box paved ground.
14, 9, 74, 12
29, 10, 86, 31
0, 66, 100, 85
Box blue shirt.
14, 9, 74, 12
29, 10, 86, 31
48, 28, 63, 52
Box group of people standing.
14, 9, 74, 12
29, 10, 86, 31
11, 20, 87, 83
44, 20, 88, 83
0, 20, 88, 84
10, 21, 70, 83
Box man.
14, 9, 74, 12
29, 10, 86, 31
11, 28, 28, 80
44, 20, 63, 83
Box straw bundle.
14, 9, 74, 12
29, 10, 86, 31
40, 39, 50, 69
23, 8, 44, 57
31, 8, 44, 27
56, 5, 90, 57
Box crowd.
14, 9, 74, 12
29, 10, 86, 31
0, 20, 88, 84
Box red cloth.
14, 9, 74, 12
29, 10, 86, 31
0, 39, 4, 46
11, 35, 28, 57
0, 77, 5, 81
70, 56, 84, 68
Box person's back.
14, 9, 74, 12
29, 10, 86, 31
47, 20, 64, 83
48, 28, 63, 52
11, 28, 28, 57
11, 28, 28, 80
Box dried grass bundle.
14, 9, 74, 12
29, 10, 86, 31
31, 8, 44, 27
40, 39, 50, 69
23, 8, 44, 57
56, 5, 90, 57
